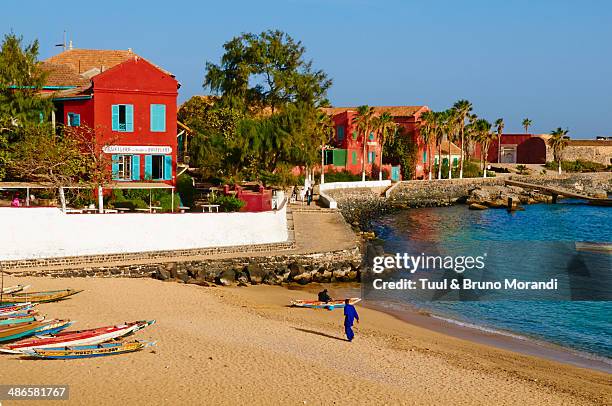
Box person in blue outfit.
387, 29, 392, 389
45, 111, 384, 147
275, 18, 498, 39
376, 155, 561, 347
343, 299, 359, 342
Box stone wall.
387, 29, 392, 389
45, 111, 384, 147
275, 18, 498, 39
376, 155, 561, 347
6, 246, 363, 286
546, 141, 612, 165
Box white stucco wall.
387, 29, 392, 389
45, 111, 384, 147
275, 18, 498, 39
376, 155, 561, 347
0, 207, 288, 261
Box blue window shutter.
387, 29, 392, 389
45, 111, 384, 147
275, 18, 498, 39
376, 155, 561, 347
111, 105, 119, 131
39, 112, 44, 123
125, 104, 134, 132
111, 155, 119, 180
423, 151, 427, 163
144, 155, 153, 179
131, 155, 140, 180
74, 114, 80, 126
163, 155, 173, 180
151, 104, 166, 132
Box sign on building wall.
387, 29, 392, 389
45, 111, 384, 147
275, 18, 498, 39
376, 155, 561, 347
102, 145, 172, 154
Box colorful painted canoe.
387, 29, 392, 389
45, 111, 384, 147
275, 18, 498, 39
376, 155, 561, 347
0, 304, 36, 317
0, 320, 156, 354
0, 314, 42, 326
1, 285, 30, 295
31, 320, 73, 336
23, 340, 156, 359
290, 297, 362, 310
0, 320, 51, 342
0, 289, 83, 304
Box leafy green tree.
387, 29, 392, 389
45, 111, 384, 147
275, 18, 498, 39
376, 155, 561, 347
0, 33, 52, 125
475, 119, 493, 177
204, 30, 332, 113
443, 109, 459, 179
384, 126, 417, 180
548, 127, 569, 174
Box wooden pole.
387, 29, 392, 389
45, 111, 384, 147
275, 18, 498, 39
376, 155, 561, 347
171, 188, 175, 213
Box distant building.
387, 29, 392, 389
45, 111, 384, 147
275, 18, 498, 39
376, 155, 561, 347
321, 106, 430, 180
554, 139, 612, 165
41, 49, 180, 185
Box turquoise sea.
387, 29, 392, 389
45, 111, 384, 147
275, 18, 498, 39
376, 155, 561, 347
370, 200, 611, 363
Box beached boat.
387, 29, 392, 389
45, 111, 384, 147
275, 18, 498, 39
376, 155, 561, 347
23, 340, 156, 360
0, 303, 35, 316
0, 314, 42, 326
0, 320, 51, 342
0, 320, 156, 354
0, 289, 82, 304
1, 285, 30, 295
290, 298, 362, 310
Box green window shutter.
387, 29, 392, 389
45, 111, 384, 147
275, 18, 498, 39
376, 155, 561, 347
144, 155, 153, 179
163, 155, 173, 180
332, 149, 347, 166
369, 132, 374, 141
150, 104, 166, 132
112, 105, 119, 131
337, 126, 345, 141
368, 151, 375, 163
125, 105, 134, 132
352, 131, 358, 140
423, 151, 427, 163
131, 155, 140, 180
352, 151, 357, 165
111, 155, 119, 180
453, 157, 458, 166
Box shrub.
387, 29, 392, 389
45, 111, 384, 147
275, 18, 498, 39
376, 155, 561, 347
210, 194, 245, 212
516, 164, 530, 175
544, 159, 610, 173
177, 173, 196, 208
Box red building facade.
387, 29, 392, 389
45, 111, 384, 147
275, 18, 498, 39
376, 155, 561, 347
480, 134, 547, 164
321, 106, 429, 180
42, 49, 179, 185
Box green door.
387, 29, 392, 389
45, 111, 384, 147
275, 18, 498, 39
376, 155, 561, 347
391, 166, 400, 181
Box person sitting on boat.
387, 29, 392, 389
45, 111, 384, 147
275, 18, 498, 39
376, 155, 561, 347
343, 299, 359, 342
318, 289, 332, 303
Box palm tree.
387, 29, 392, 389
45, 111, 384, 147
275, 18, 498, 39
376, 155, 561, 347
353, 105, 376, 181
548, 127, 569, 174
476, 119, 493, 177
418, 110, 435, 180
315, 111, 334, 184
434, 112, 445, 179
452, 99, 472, 179
373, 112, 397, 180
522, 118, 532, 134
494, 118, 504, 164
444, 109, 459, 179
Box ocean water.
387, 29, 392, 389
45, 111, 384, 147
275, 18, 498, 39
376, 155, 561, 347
370, 200, 612, 360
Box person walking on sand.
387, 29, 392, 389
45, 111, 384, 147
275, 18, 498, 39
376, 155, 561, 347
343, 299, 359, 342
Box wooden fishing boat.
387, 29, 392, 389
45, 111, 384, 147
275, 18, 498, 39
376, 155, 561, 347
0, 303, 35, 316
23, 340, 156, 359
0, 314, 41, 326
0, 320, 156, 354
1, 285, 30, 295
290, 297, 362, 310
0, 320, 51, 342
0, 289, 83, 304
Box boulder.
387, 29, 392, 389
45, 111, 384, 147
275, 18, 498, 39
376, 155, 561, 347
293, 272, 312, 285
246, 263, 267, 285
217, 269, 236, 286
288, 262, 305, 280
155, 268, 171, 281
468, 203, 488, 210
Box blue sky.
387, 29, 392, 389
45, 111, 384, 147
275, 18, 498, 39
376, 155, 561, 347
4, 0, 611, 138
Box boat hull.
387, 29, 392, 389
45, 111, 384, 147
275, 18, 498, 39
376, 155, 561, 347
24, 341, 155, 359
290, 298, 362, 309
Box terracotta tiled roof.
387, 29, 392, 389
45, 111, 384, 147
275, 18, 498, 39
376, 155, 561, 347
321, 106, 426, 118
44, 48, 174, 77
39, 62, 90, 88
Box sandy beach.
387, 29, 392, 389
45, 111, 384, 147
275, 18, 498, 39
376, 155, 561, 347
0, 275, 610, 406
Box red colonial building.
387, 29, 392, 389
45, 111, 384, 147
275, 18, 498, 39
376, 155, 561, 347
41, 49, 179, 185
475, 134, 547, 164
321, 106, 430, 180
